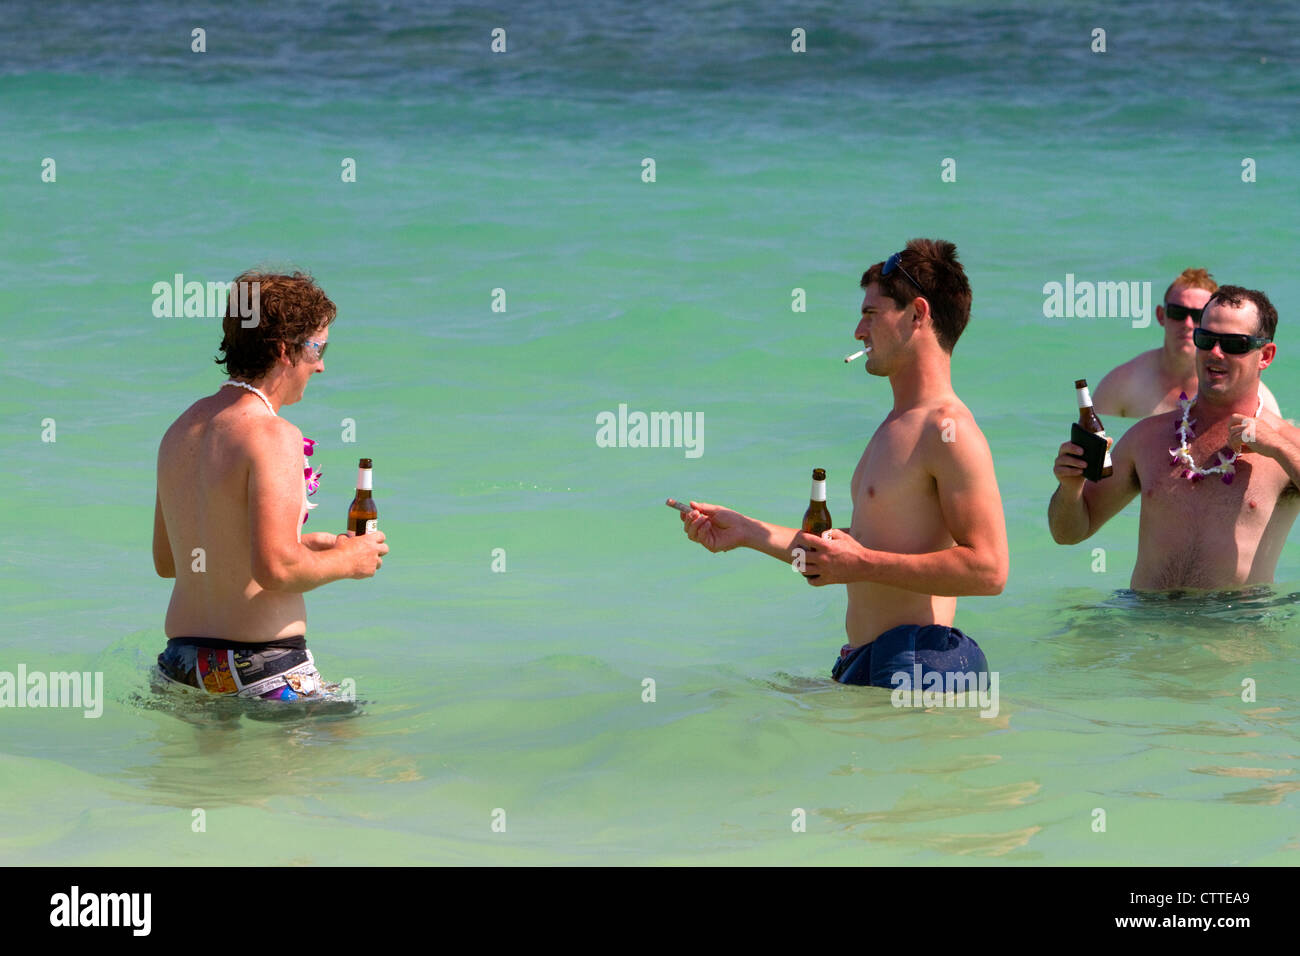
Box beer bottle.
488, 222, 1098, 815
802, 468, 833, 535
1074, 379, 1114, 478
348, 458, 378, 535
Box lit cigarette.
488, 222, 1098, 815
665, 498, 692, 513
844, 346, 872, 363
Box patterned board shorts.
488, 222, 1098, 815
157, 636, 332, 701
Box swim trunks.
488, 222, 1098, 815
157, 636, 329, 701
831, 624, 988, 688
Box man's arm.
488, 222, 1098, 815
1047, 419, 1141, 544
152, 488, 176, 578
248, 418, 385, 591
680, 502, 804, 566
1232, 414, 1300, 490
799, 408, 1008, 595
301, 531, 340, 552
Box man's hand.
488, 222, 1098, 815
681, 501, 749, 553
792, 528, 867, 586
334, 530, 388, 578
1229, 413, 1279, 457
1052, 441, 1088, 493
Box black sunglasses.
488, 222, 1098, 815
883, 251, 927, 298
1164, 303, 1204, 322
1192, 328, 1271, 355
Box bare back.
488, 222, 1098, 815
157, 391, 308, 640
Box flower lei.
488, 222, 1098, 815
303, 437, 322, 524
1168, 391, 1260, 485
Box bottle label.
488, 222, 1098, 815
356, 468, 373, 491
810, 479, 827, 501
1076, 386, 1093, 409
1098, 431, 1114, 469
365, 519, 377, 534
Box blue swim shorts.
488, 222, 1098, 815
831, 624, 989, 688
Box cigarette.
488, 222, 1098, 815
665, 498, 692, 513
844, 346, 872, 363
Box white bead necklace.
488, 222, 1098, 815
1169, 391, 1262, 484
221, 380, 276, 416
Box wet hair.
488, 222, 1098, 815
1203, 284, 1277, 340
1163, 267, 1216, 304
860, 238, 972, 353
214, 271, 336, 380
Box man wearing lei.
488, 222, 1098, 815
1048, 285, 1300, 590
152, 271, 388, 701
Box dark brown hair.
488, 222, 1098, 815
860, 238, 972, 353
1204, 284, 1277, 340
214, 271, 336, 380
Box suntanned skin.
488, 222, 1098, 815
153, 325, 388, 641
678, 282, 1008, 648
1049, 299, 1300, 590
1094, 283, 1279, 418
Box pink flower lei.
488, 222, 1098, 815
302, 437, 322, 524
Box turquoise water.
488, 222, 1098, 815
2, 1, 1299, 864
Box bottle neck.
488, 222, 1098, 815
809, 479, 826, 502
356, 467, 373, 492
1076, 386, 1093, 410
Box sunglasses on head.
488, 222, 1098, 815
883, 251, 927, 298
1164, 303, 1203, 322
1192, 328, 1271, 355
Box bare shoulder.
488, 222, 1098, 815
1120, 408, 1177, 445
1094, 350, 1158, 414
923, 396, 993, 466
246, 415, 303, 459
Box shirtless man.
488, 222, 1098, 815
677, 240, 1008, 687
1093, 268, 1279, 418
1049, 285, 1300, 590
153, 271, 388, 701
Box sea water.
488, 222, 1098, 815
1, 0, 1298, 864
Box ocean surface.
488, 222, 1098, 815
2, 0, 1299, 864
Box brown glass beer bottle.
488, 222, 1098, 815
1074, 379, 1114, 478
348, 458, 378, 535
802, 468, 832, 535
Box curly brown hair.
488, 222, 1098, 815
214, 271, 336, 381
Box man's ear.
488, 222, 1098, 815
1259, 342, 1277, 371
1155, 305, 1166, 327
911, 296, 928, 325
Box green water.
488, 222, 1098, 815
2, 0, 1298, 864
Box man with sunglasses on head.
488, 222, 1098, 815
676, 240, 1009, 688
1093, 268, 1279, 418
152, 271, 388, 702
1050, 285, 1300, 590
